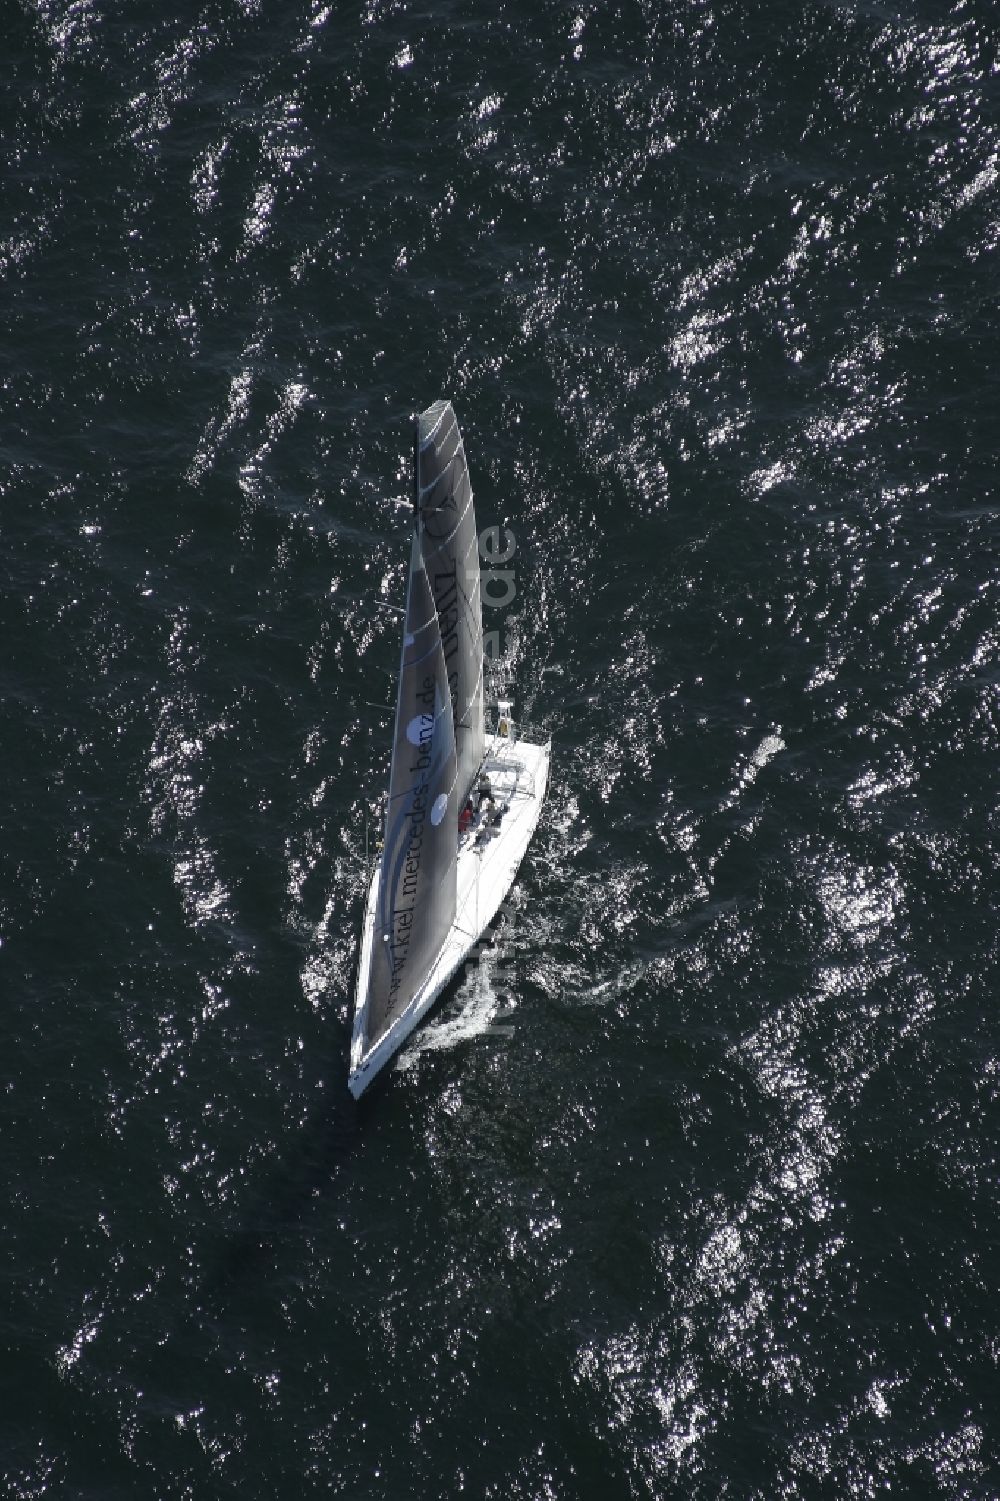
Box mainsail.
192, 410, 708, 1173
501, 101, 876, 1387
416, 401, 485, 810
364, 531, 458, 1047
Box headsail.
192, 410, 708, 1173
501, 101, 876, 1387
416, 401, 485, 810
363, 532, 458, 1048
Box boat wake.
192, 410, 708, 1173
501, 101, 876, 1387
396, 954, 511, 1069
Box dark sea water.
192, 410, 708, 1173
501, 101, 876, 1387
4, 0, 999, 1495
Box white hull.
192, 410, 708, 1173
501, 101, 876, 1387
348, 730, 550, 1098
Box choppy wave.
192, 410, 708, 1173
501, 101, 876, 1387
4, 0, 999, 1494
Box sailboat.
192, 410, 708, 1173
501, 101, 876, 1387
348, 401, 550, 1099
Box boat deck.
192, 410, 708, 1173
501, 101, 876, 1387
348, 729, 550, 1097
